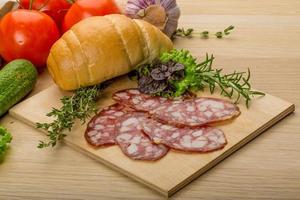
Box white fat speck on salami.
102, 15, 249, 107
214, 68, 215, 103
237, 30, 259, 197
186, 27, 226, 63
113, 89, 169, 112
115, 112, 169, 161
85, 104, 129, 147
142, 118, 227, 152
151, 98, 240, 127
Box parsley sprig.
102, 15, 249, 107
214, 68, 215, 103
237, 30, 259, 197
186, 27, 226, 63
36, 84, 107, 148
0, 126, 12, 162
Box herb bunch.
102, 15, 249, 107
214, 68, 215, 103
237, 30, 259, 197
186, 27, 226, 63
173, 25, 235, 39
136, 49, 265, 107
133, 59, 185, 96
37, 84, 107, 148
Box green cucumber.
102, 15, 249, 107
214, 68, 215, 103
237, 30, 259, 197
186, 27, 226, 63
0, 59, 38, 117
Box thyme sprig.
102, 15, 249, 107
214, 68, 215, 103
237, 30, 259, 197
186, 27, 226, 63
173, 25, 235, 39
36, 84, 107, 148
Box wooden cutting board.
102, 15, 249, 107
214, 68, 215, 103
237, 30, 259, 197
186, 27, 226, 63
9, 76, 294, 197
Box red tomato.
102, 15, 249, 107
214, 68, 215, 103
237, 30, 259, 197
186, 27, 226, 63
18, 0, 71, 28
0, 9, 60, 68
62, 0, 120, 32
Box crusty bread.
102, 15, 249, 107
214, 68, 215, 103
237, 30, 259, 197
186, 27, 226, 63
47, 14, 173, 90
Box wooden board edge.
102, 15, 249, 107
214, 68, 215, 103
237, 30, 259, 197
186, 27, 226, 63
63, 140, 169, 197
167, 103, 295, 197
9, 99, 295, 198
8, 109, 169, 197
9, 110, 40, 132
9, 103, 295, 197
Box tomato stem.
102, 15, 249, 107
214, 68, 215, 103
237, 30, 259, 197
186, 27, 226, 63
29, 0, 34, 10
37, 0, 51, 11
15, 0, 23, 8
15, 0, 20, 5
66, 0, 75, 4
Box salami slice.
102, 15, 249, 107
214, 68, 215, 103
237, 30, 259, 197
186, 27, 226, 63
115, 112, 169, 161
112, 89, 169, 112
85, 104, 129, 147
151, 98, 240, 127
142, 118, 227, 152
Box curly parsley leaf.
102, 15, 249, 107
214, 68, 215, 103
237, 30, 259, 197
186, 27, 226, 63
0, 126, 12, 162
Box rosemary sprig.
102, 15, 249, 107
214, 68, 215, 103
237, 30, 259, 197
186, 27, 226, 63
36, 84, 107, 148
172, 25, 235, 39
157, 49, 265, 107
193, 54, 265, 107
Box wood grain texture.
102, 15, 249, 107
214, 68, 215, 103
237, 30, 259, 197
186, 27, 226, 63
8, 76, 294, 197
1, 0, 300, 199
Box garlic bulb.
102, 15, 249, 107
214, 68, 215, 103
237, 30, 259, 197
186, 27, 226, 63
126, 0, 181, 37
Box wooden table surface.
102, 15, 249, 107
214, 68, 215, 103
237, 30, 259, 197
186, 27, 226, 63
1, 0, 300, 199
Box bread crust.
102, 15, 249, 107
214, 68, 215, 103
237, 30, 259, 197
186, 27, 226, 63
47, 14, 173, 90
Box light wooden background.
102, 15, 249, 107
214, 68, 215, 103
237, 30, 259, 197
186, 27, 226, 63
1, 0, 300, 199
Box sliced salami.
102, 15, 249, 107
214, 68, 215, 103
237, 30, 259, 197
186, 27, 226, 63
151, 98, 240, 127
85, 104, 129, 147
115, 112, 169, 161
142, 118, 227, 152
112, 89, 169, 112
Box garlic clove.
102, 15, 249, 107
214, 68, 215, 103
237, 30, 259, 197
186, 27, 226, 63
138, 5, 167, 30
125, 0, 181, 38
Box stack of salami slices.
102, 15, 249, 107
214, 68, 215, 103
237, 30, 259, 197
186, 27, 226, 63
85, 89, 240, 161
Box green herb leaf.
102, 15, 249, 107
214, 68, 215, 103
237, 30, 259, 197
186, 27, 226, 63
172, 28, 194, 38
37, 83, 108, 148
215, 31, 223, 38
224, 25, 235, 35
201, 31, 209, 38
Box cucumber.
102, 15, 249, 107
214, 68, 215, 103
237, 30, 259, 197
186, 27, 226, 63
0, 59, 38, 117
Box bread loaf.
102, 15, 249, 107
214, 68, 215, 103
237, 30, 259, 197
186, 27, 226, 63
47, 14, 173, 90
